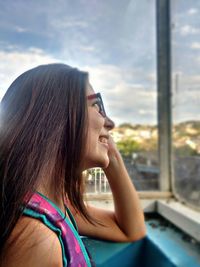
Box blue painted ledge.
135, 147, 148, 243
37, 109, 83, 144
82, 215, 200, 267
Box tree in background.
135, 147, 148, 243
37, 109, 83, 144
117, 138, 141, 158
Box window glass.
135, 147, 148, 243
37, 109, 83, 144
171, 1, 200, 208
83, 0, 158, 192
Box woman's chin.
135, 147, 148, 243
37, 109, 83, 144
97, 153, 110, 168
85, 155, 109, 170
99, 159, 109, 169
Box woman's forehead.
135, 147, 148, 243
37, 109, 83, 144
86, 84, 95, 96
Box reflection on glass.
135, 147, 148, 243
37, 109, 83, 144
171, 1, 200, 208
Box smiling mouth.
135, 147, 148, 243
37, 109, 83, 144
99, 136, 108, 145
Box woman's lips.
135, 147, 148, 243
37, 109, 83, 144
99, 136, 109, 148
99, 136, 108, 144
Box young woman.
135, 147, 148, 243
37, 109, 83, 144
0, 64, 146, 267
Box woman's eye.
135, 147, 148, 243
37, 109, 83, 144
92, 102, 100, 112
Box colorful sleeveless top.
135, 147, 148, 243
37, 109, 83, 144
23, 192, 93, 267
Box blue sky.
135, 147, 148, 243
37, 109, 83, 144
0, 0, 199, 125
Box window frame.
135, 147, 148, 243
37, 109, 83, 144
156, 0, 172, 192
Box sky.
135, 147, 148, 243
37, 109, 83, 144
0, 0, 199, 125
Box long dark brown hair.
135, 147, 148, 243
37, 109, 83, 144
0, 63, 91, 254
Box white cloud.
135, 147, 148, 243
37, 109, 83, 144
191, 42, 200, 50
139, 109, 156, 115
0, 48, 58, 100
147, 72, 156, 83
82, 64, 157, 124
180, 25, 200, 36
50, 17, 88, 30
14, 26, 28, 33
138, 91, 157, 99
84, 64, 126, 91
78, 46, 96, 52
188, 8, 198, 15
172, 73, 200, 88
172, 73, 200, 121
0, 58, 156, 125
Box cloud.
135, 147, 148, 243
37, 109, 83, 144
83, 64, 157, 125
191, 42, 200, 49
0, 48, 58, 99
14, 26, 28, 33
50, 17, 88, 30
4, 0, 199, 125
0, 52, 157, 125
188, 8, 198, 15
147, 72, 157, 83
171, 72, 200, 122
172, 73, 200, 90
0, 57, 157, 124
139, 109, 156, 116
79, 46, 96, 52
180, 25, 200, 36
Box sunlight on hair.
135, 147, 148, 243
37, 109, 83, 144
0, 103, 2, 130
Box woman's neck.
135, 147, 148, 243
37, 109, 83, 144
36, 180, 65, 214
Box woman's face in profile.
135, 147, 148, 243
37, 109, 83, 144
83, 85, 110, 170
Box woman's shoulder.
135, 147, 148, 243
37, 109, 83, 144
2, 216, 63, 267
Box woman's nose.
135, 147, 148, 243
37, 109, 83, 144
104, 116, 115, 130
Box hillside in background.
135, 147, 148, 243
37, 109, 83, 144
112, 120, 200, 158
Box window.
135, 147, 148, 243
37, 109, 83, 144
0, 0, 158, 193
84, 0, 158, 192
171, 1, 200, 209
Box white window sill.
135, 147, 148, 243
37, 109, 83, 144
86, 191, 200, 243
156, 199, 200, 243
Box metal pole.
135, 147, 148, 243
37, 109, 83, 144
156, 0, 172, 191
99, 168, 102, 193
94, 169, 97, 193
104, 173, 107, 192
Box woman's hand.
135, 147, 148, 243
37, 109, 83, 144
72, 134, 146, 242
104, 135, 121, 167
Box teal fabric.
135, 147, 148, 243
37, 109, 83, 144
66, 205, 78, 231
